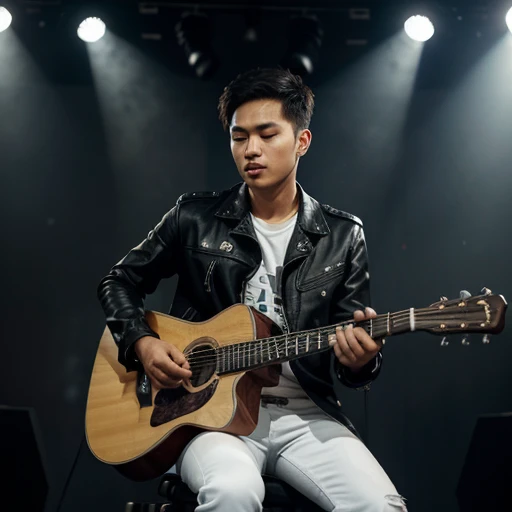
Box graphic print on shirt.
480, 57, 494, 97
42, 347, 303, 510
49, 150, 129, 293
243, 262, 284, 330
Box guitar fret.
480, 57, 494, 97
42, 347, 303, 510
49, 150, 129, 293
295, 335, 299, 355
274, 338, 280, 358
317, 332, 321, 350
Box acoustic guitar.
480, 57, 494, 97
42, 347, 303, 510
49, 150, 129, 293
85, 288, 507, 481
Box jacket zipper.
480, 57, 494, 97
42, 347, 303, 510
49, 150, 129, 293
204, 260, 217, 293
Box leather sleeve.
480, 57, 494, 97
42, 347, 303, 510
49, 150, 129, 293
97, 205, 180, 371
330, 224, 383, 389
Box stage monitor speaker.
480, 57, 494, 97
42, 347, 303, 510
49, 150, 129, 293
0, 405, 49, 511
457, 412, 512, 511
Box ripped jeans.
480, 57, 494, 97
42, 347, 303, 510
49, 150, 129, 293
177, 397, 407, 512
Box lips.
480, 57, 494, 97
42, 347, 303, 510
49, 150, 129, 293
245, 164, 266, 176
246, 168, 265, 176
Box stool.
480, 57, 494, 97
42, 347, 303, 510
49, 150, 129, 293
126, 472, 324, 512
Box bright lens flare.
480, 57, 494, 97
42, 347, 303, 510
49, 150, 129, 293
77, 17, 106, 43
404, 15, 435, 42
0, 6, 13, 32
506, 7, 512, 34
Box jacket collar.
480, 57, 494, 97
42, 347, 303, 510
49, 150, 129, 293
215, 182, 330, 237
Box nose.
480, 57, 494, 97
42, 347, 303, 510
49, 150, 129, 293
245, 137, 262, 158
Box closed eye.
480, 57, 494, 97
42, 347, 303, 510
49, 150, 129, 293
232, 134, 276, 142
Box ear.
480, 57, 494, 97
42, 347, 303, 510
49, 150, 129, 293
296, 129, 312, 157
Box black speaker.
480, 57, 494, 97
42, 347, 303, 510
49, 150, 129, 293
457, 413, 512, 511
0, 406, 49, 511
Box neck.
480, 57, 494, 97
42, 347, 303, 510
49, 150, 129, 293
248, 177, 299, 224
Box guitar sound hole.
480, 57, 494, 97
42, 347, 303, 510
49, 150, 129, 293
187, 344, 217, 387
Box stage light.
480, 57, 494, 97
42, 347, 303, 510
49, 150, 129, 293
281, 14, 324, 76
77, 17, 106, 43
0, 6, 12, 32
506, 7, 512, 34
404, 15, 435, 42
175, 12, 218, 79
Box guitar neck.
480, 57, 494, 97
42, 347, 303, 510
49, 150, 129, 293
217, 308, 419, 375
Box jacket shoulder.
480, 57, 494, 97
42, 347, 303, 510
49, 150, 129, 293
176, 191, 222, 205
321, 204, 363, 227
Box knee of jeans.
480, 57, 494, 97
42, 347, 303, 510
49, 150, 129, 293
200, 475, 265, 506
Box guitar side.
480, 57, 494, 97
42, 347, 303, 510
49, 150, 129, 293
85, 304, 268, 481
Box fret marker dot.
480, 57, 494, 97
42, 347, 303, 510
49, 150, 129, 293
321, 290, 326, 297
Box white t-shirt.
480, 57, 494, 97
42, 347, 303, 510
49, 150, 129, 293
243, 213, 308, 399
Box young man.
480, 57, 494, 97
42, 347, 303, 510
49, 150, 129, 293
98, 68, 406, 511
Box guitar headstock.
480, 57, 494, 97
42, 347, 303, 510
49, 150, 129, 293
426, 288, 507, 339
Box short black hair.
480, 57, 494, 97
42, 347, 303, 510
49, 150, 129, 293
218, 68, 315, 135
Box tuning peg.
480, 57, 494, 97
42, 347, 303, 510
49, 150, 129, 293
440, 296, 448, 301
481, 287, 492, 296
440, 337, 449, 346
462, 336, 470, 346
459, 290, 472, 300
482, 334, 491, 345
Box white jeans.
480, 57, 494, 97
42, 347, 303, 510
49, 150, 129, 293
176, 397, 406, 512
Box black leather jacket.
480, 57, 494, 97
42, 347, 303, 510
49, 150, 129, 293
97, 182, 382, 433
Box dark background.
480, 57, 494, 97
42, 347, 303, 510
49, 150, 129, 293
1, 1, 511, 511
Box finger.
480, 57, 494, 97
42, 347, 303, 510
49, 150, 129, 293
333, 338, 352, 366
365, 307, 377, 318
353, 310, 366, 322
150, 368, 183, 389
333, 341, 342, 361
344, 324, 366, 358
168, 345, 192, 372
353, 327, 381, 353
336, 326, 357, 363
168, 345, 188, 366
156, 359, 192, 380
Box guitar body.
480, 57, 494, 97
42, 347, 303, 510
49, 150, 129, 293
85, 304, 276, 481
86, 289, 507, 481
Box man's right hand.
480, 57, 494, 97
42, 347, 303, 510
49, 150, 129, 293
134, 336, 192, 389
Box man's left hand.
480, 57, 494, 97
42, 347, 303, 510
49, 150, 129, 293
332, 307, 382, 373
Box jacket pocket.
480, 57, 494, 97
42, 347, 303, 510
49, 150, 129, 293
204, 260, 217, 293
297, 262, 345, 292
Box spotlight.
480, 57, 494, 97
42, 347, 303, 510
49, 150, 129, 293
77, 17, 106, 43
244, 10, 261, 43
404, 15, 435, 42
0, 6, 12, 32
175, 12, 219, 79
281, 14, 324, 77
507, 7, 512, 34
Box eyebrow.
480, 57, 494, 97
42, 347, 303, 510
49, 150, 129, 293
230, 122, 280, 134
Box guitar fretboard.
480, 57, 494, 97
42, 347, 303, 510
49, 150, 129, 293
212, 300, 499, 375
215, 308, 421, 375
216, 328, 336, 374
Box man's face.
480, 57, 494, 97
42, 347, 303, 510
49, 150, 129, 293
230, 99, 307, 191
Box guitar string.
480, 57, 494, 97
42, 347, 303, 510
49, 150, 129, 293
183, 310, 414, 361
185, 312, 493, 368
183, 309, 496, 372
184, 306, 493, 365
